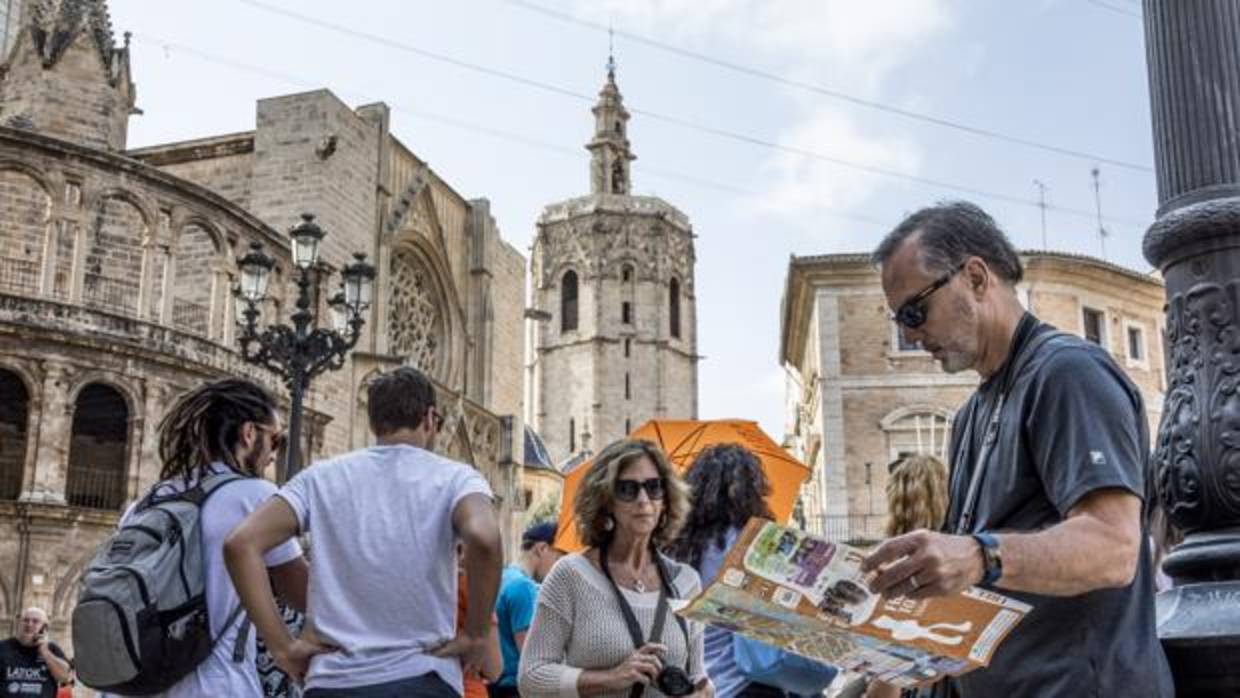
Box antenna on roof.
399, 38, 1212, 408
1091, 167, 1108, 260
1033, 179, 1049, 250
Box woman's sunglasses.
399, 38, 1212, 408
892, 262, 965, 330
614, 477, 666, 502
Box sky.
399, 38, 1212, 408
109, 0, 1156, 440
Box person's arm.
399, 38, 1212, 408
223, 498, 334, 683
39, 640, 71, 686
865, 488, 1142, 598
513, 630, 528, 653
270, 555, 310, 613
864, 680, 901, 698
431, 492, 503, 672
481, 614, 503, 682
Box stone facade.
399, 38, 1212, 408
528, 68, 699, 464
0, 1, 528, 644
780, 252, 1167, 542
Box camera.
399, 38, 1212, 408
656, 666, 695, 697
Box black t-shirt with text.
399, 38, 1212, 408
0, 638, 67, 698
945, 314, 1174, 698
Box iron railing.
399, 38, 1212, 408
810, 514, 888, 545
83, 273, 138, 316
66, 465, 126, 510
172, 298, 210, 336
0, 257, 38, 295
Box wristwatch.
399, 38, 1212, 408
972, 531, 1003, 586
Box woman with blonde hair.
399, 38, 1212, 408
885, 454, 950, 537
519, 439, 713, 698
867, 453, 950, 698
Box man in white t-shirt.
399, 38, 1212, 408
116, 378, 308, 698
225, 366, 503, 698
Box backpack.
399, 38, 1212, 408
72, 471, 251, 695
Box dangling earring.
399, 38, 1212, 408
657, 512, 667, 530
603, 515, 615, 532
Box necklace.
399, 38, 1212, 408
608, 560, 653, 593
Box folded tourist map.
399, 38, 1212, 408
674, 519, 1032, 689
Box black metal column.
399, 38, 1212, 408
1143, 2, 1240, 695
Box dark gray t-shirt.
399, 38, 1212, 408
945, 317, 1173, 698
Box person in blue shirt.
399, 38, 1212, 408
491, 522, 564, 698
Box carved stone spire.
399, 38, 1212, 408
586, 56, 635, 196
0, 0, 136, 151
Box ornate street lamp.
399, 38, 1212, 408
234, 213, 375, 482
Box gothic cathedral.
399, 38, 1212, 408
529, 62, 699, 465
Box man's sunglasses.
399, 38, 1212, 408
614, 477, 666, 502
254, 423, 287, 452
893, 262, 965, 330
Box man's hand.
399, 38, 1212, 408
862, 529, 984, 599
432, 631, 491, 676
272, 634, 338, 686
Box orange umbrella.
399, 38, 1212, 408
553, 419, 812, 552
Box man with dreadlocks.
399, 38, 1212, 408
117, 378, 308, 697
225, 366, 503, 698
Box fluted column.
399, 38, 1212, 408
1143, 2, 1240, 695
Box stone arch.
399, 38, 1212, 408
386, 240, 464, 388
879, 405, 954, 465
0, 367, 31, 500
441, 418, 475, 467
66, 381, 133, 510
169, 222, 223, 336
0, 166, 53, 297
51, 548, 96, 625
83, 189, 150, 316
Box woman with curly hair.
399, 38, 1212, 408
667, 444, 837, 698
519, 439, 712, 698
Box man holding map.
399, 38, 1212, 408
863, 202, 1173, 697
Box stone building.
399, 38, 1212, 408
527, 62, 699, 464
0, 0, 527, 641
779, 251, 1167, 542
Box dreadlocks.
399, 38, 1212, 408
157, 378, 278, 482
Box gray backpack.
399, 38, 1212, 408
72, 472, 251, 695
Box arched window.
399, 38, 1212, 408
882, 410, 952, 464
561, 270, 578, 333
669, 278, 681, 339
67, 384, 129, 510
0, 369, 29, 500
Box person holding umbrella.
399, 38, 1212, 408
519, 439, 712, 698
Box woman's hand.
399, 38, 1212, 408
688, 677, 715, 698
605, 643, 666, 691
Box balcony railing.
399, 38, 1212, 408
810, 514, 888, 545
0, 257, 38, 295
172, 298, 210, 336
66, 465, 127, 510
83, 273, 138, 316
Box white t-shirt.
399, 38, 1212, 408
115, 463, 303, 698
277, 444, 493, 694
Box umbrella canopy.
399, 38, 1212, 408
553, 419, 812, 552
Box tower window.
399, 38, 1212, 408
614, 121, 622, 135
622, 265, 633, 283
624, 338, 631, 357
1082, 307, 1104, 346
561, 270, 578, 333
570, 418, 576, 453
625, 373, 631, 400
612, 160, 626, 194
669, 278, 681, 339
625, 418, 631, 434
622, 301, 632, 325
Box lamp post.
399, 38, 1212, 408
234, 213, 375, 482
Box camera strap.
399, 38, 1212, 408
599, 542, 691, 698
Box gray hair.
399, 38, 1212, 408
872, 201, 1023, 284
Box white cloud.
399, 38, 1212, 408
573, 0, 955, 219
